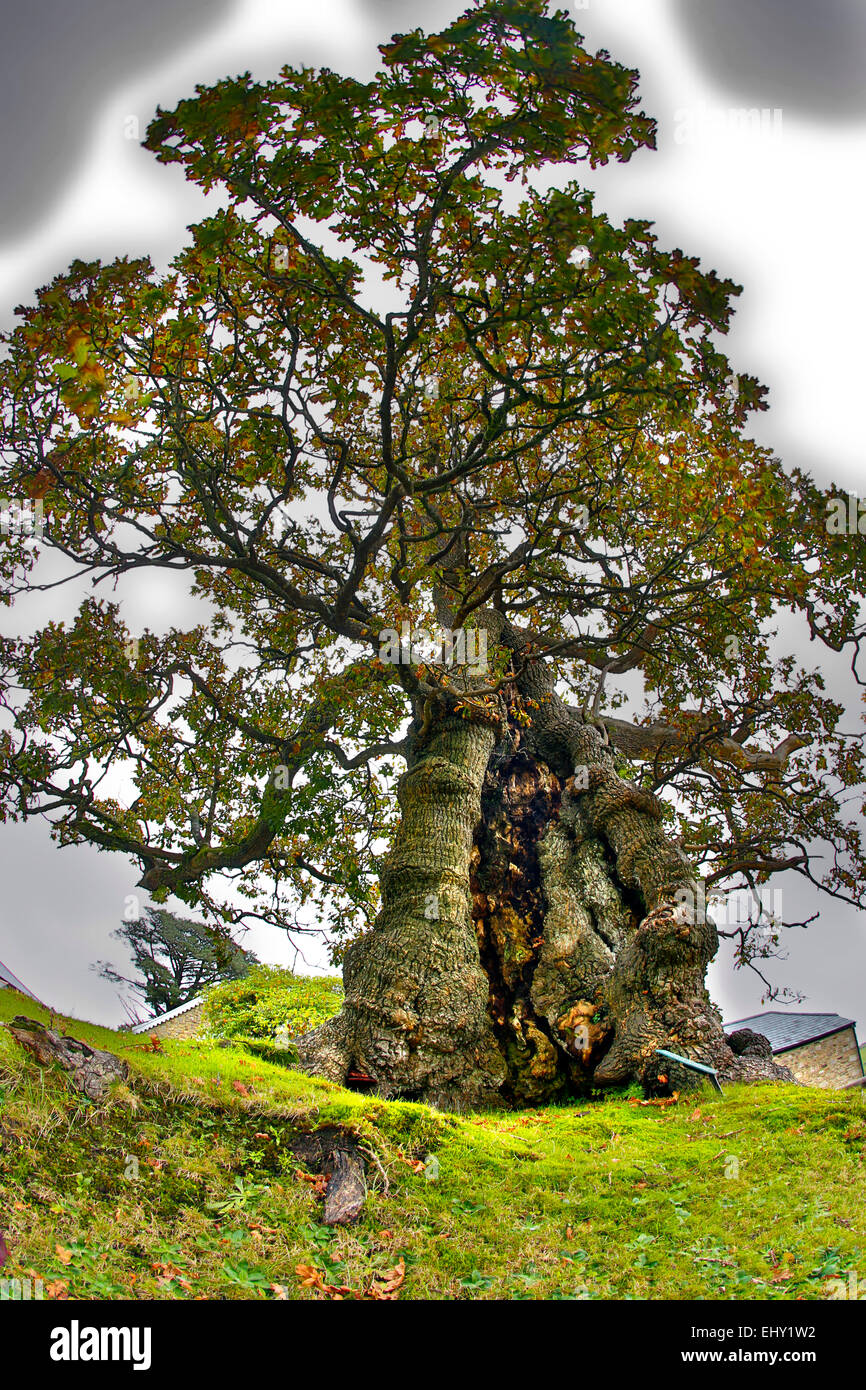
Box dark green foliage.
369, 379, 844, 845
94, 906, 257, 1018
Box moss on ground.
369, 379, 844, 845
1, 986, 864, 1301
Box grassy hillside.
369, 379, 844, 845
1, 985, 864, 1301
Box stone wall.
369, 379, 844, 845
139, 1002, 205, 1041
780, 1027, 863, 1089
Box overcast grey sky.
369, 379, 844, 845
1, 0, 864, 1030
674, 0, 866, 120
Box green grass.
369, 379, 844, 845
1, 984, 865, 1301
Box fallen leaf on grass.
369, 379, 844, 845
55, 1245, 73, 1266
295, 1169, 328, 1197
151, 1260, 195, 1292
295, 1257, 406, 1302
629, 1092, 680, 1108
44, 1279, 69, 1299
367, 1258, 406, 1301
295, 1263, 354, 1299
232, 1081, 251, 1097
395, 1147, 430, 1174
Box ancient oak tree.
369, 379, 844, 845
1, 2, 864, 1106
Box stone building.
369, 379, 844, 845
724, 1012, 864, 1089
130, 996, 205, 1041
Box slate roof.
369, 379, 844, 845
130, 995, 204, 1033
0, 956, 41, 1003
723, 1012, 858, 1054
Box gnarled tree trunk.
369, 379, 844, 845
296, 706, 507, 1109
297, 631, 793, 1107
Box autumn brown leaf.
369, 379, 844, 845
367, 1257, 406, 1301
295, 1262, 355, 1299
295, 1169, 328, 1197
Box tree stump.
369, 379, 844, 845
322, 1149, 367, 1226
7, 1016, 128, 1101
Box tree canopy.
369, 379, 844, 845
94, 905, 257, 1019
1, 0, 863, 992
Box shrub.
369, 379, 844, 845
202, 965, 343, 1044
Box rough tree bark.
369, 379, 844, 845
296, 706, 507, 1108
297, 622, 794, 1107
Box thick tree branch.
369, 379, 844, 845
604, 716, 808, 774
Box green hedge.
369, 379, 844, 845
202, 965, 343, 1045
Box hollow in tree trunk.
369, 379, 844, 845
297, 677, 794, 1107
